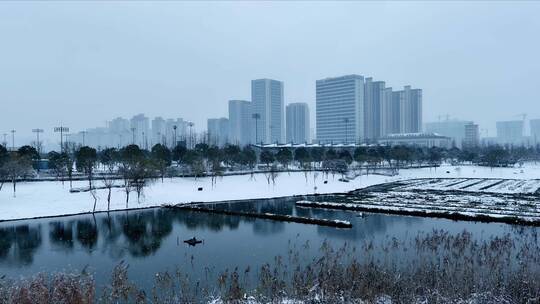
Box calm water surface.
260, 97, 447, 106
0, 195, 536, 292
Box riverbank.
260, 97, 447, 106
1, 164, 539, 222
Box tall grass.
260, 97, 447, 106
1, 228, 539, 303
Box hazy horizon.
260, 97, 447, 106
1, 1, 540, 144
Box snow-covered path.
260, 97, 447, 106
1, 164, 539, 222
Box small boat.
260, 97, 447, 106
184, 237, 203, 246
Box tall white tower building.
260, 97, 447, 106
251, 79, 284, 144
364, 78, 385, 141
395, 86, 422, 134
316, 75, 365, 144
228, 100, 252, 146
286, 103, 310, 144
207, 118, 229, 147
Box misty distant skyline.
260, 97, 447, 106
1, 1, 540, 144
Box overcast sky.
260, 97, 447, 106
1, 1, 539, 144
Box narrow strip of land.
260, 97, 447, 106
169, 205, 353, 228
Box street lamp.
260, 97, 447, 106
188, 122, 194, 149
54, 126, 69, 152
81, 131, 88, 146
10, 129, 15, 150
2, 133, 7, 147
131, 127, 136, 145
173, 125, 177, 148
32, 128, 44, 155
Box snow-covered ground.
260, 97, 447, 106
396, 178, 540, 194
0, 172, 390, 222
1, 163, 539, 222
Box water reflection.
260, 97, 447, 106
0, 195, 531, 276
49, 221, 74, 251
0, 224, 42, 266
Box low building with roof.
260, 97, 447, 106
377, 133, 452, 148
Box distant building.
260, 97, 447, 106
364, 78, 385, 141
380, 87, 400, 137
496, 120, 524, 145
395, 86, 422, 134
378, 133, 451, 148
286, 103, 310, 144
251, 79, 284, 144
108, 117, 130, 147
109, 117, 130, 134
425, 120, 473, 148
463, 123, 480, 148
72, 127, 112, 149
531, 119, 540, 145
151, 117, 166, 146
316, 75, 365, 144
130, 114, 150, 148
228, 100, 252, 146
207, 118, 229, 147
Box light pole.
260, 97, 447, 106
131, 127, 136, 145
142, 131, 148, 150
64, 134, 71, 151
54, 126, 69, 152
10, 129, 15, 150
32, 128, 44, 155
81, 131, 87, 146
188, 122, 194, 149
252, 113, 260, 145
173, 125, 177, 148
2, 133, 7, 147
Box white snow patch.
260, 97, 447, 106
1, 163, 539, 222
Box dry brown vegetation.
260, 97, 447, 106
1, 228, 539, 303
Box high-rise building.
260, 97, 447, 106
207, 118, 229, 147
531, 119, 540, 145
395, 86, 422, 134
425, 120, 473, 148
496, 120, 524, 145
109, 117, 130, 134
251, 79, 284, 144
151, 117, 166, 146
130, 114, 150, 148
463, 122, 480, 148
228, 100, 252, 146
316, 75, 365, 144
108, 117, 130, 147
380, 87, 400, 136
364, 78, 385, 141
286, 103, 310, 144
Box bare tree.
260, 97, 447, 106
3, 153, 33, 197
90, 188, 98, 213
99, 148, 119, 211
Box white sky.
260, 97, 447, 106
1, 1, 539, 143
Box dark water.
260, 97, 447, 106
0, 195, 536, 292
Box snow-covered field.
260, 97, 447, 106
396, 178, 540, 194
0, 172, 390, 222
1, 163, 539, 222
